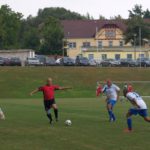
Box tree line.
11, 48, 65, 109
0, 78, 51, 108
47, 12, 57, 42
0, 6, 87, 54
0, 4, 150, 55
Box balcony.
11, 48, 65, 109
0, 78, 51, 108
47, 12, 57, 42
81, 46, 150, 52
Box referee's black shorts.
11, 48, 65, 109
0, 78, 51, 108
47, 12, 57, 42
44, 99, 56, 111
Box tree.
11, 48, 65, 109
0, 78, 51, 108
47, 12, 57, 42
85, 12, 94, 20
86, 12, 91, 20
21, 25, 40, 50
37, 7, 86, 24
0, 13, 5, 48
124, 5, 150, 45
110, 15, 123, 20
0, 5, 22, 49
20, 16, 40, 51
39, 17, 64, 55
129, 4, 144, 18
0, 6, 88, 53
20, 7, 88, 54
144, 9, 150, 19
99, 15, 106, 20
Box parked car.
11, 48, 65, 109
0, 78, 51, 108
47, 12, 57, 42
3, 58, 11, 66
120, 59, 138, 67
137, 58, 150, 67
0, 57, 4, 66
89, 59, 97, 66
25, 58, 42, 66
55, 58, 62, 65
128, 59, 139, 67
95, 59, 102, 66
35, 55, 46, 65
10, 57, 21, 66
120, 59, 130, 67
101, 59, 120, 67
75, 57, 89, 66
58, 57, 74, 66
45, 57, 56, 66
70, 58, 76, 64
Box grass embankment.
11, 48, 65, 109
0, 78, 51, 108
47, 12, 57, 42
0, 67, 149, 98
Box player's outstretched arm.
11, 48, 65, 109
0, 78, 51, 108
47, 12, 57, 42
30, 89, 39, 96
58, 87, 72, 90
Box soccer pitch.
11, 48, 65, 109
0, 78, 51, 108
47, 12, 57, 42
0, 67, 150, 150
0, 98, 150, 150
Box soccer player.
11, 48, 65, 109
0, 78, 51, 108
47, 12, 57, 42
102, 80, 120, 122
0, 107, 5, 120
96, 82, 102, 97
30, 78, 72, 125
123, 84, 150, 132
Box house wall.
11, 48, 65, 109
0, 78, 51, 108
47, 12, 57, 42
82, 51, 150, 60
66, 27, 141, 59
67, 38, 95, 58
0, 50, 35, 61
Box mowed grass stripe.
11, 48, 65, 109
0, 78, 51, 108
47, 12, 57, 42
0, 67, 150, 98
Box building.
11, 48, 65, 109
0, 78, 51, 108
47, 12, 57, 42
62, 20, 150, 60
0, 49, 35, 61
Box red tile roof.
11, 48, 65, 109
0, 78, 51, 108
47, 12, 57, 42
61, 20, 127, 38
144, 19, 150, 24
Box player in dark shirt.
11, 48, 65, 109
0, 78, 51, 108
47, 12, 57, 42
30, 78, 72, 124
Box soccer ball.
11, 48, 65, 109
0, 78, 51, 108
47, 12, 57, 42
0, 108, 5, 120
65, 120, 72, 126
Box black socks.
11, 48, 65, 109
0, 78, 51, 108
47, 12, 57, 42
47, 109, 58, 123
54, 109, 58, 120
47, 113, 52, 123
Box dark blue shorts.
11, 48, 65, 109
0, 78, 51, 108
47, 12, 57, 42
107, 100, 117, 107
129, 108, 148, 117
44, 99, 56, 111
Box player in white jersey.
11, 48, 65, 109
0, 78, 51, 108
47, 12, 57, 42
102, 80, 120, 122
123, 84, 150, 132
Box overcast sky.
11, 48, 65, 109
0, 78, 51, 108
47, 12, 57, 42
0, 0, 149, 19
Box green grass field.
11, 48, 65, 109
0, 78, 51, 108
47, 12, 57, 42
0, 67, 150, 98
0, 98, 150, 150
0, 67, 150, 150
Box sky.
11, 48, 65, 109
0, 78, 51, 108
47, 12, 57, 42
0, 0, 149, 19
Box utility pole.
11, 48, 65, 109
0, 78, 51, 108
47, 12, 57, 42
139, 27, 142, 67
63, 39, 65, 57
134, 34, 137, 60
96, 26, 99, 53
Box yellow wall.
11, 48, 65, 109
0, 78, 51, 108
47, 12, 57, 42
67, 38, 95, 58
82, 51, 150, 60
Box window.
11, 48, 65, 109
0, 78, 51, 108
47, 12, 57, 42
139, 54, 145, 58
119, 41, 124, 47
127, 54, 132, 60
69, 42, 76, 49
83, 42, 90, 48
101, 54, 107, 60
88, 54, 94, 60
115, 54, 120, 60
98, 41, 103, 48
105, 30, 116, 38
109, 41, 113, 47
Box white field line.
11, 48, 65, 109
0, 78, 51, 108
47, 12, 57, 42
100, 96, 150, 98
98, 81, 150, 83
120, 96, 150, 98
